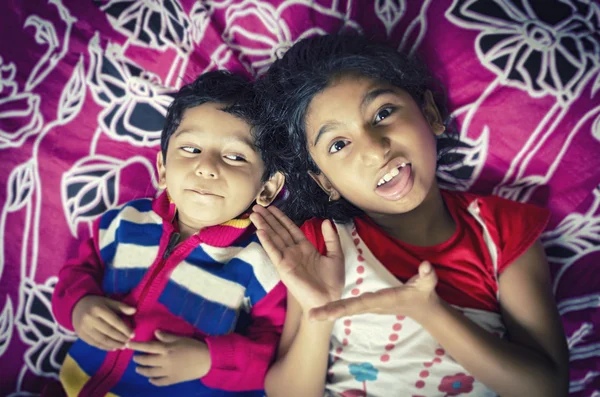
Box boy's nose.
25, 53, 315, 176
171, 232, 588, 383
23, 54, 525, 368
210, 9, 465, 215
195, 157, 219, 178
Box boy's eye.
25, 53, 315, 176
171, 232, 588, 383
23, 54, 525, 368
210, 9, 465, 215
329, 140, 350, 154
374, 107, 394, 124
181, 146, 200, 153
224, 154, 246, 162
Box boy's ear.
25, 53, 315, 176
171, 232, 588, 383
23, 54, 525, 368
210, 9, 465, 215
308, 171, 341, 202
156, 152, 167, 190
256, 172, 285, 206
422, 90, 445, 136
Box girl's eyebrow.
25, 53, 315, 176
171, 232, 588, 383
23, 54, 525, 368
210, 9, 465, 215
313, 121, 343, 147
313, 87, 398, 147
360, 87, 397, 113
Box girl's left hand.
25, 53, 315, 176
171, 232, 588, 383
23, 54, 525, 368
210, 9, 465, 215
129, 331, 211, 386
309, 261, 439, 322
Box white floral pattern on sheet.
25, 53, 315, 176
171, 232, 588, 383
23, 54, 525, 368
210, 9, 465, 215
0, 0, 598, 395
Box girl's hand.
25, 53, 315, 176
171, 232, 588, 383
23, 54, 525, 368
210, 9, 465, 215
250, 205, 345, 314
309, 261, 438, 321
130, 331, 211, 386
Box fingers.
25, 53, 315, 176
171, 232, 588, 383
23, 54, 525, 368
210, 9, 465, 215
127, 341, 168, 355
132, 353, 163, 367
321, 220, 343, 261
250, 212, 288, 254
91, 317, 130, 344
110, 299, 137, 315
252, 205, 302, 246
254, 206, 294, 246
154, 330, 180, 343
96, 303, 134, 339
261, 205, 306, 244
84, 327, 127, 351
136, 365, 167, 378
309, 290, 392, 321
149, 377, 173, 387
417, 261, 438, 289
255, 229, 283, 266
308, 296, 362, 321
419, 261, 433, 276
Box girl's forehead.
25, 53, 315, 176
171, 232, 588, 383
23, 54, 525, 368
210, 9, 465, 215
306, 77, 412, 122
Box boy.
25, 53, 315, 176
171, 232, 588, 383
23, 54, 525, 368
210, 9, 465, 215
52, 71, 286, 396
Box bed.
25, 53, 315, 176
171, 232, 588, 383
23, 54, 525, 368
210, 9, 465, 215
1, 0, 599, 395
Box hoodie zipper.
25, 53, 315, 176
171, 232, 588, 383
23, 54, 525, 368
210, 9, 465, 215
137, 231, 180, 304
86, 231, 181, 396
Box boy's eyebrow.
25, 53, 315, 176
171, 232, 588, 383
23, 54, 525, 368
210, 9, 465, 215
173, 128, 256, 149
313, 122, 343, 147
173, 128, 197, 138
360, 87, 398, 113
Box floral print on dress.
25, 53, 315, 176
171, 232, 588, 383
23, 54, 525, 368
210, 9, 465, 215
340, 362, 379, 397
438, 373, 475, 395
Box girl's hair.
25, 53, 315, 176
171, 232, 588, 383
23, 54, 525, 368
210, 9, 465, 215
256, 34, 458, 224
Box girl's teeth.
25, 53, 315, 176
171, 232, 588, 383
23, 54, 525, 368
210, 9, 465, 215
378, 165, 402, 187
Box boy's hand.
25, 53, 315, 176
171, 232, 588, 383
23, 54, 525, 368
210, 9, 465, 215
130, 331, 211, 386
250, 205, 345, 314
72, 295, 136, 351
309, 261, 439, 321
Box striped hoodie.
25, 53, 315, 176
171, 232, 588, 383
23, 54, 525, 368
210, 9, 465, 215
52, 191, 286, 397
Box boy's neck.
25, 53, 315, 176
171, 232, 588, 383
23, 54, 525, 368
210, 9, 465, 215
367, 185, 455, 247
177, 219, 199, 240
174, 213, 253, 247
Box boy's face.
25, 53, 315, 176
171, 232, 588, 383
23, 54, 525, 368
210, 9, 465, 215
157, 102, 283, 231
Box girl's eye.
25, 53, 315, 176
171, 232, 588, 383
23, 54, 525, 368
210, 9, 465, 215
181, 146, 200, 153
374, 107, 394, 124
224, 154, 246, 162
329, 140, 350, 154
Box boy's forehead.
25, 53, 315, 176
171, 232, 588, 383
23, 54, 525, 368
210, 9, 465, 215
175, 102, 255, 145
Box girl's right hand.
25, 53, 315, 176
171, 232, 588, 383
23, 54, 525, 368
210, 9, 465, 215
250, 205, 345, 314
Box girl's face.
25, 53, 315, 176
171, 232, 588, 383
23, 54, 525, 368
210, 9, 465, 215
305, 76, 444, 217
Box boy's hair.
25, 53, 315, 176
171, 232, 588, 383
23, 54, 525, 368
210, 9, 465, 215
161, 70, 282, 181
256, 34, 458, 224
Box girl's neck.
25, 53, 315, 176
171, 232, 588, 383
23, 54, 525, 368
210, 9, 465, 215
367, 186, 455, 247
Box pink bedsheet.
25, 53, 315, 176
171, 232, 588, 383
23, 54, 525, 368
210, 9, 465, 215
1, 0, 599, 395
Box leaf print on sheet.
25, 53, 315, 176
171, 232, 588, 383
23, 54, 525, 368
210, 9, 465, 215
87, 33, 173, 147
375, 0, 406, 36
0, 57, 43, 150
447, 0, 600, 105
15, 277, 76, 378
61, 155, 158, 237
99, 0, 193, 53
0, 298, 14, 358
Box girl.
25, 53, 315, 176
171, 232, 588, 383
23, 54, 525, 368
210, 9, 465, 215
249, 35, 569, 397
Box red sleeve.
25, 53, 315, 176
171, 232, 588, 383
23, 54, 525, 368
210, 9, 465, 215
480, 196, 550, 274
52, 218, 106, 331
202, 282, 286, 391
300, 218, 328, 256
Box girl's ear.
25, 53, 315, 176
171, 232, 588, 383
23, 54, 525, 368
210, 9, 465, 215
255, 172, 285, 206
308, 171, 341, 202
422, 90, 445, 136
156, 152, 167, 189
